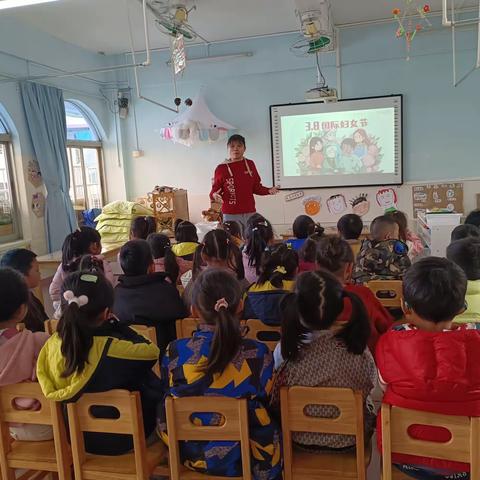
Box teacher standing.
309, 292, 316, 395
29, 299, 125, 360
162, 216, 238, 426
210, 134, 278, 230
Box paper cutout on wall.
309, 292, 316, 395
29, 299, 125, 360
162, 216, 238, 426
31, 192, 45, 218
303, 195, 322, 216
285, 191, 305, 202
159, 92, 236, 147
376, 188, 398, 212
27, 160, 42, 188
327, 194, 347, 215
350, 193, 370, 217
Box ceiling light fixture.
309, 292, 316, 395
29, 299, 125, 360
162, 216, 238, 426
0, 0, 59, 10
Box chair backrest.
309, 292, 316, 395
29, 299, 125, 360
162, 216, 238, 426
381, 404, 480, 480
131, 324, 160, 376
242, 319, 281, 351
165, 396, 251, 479
0, 383, 71, 477
67, 390, 149, 479
348, 240, 362, 258
175, 317, 201, 339
365, 280, 403, 308
45, 319, 59, 335
280, 386, 366, 480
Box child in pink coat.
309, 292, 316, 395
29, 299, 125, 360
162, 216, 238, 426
0, 268, 51, 441
49, 227, 114, 317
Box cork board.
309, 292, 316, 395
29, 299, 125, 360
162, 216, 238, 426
412, 183, 464, 218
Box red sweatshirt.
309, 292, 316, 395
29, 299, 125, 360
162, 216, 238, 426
337, 284, 394, 354
210, 159, 270, 214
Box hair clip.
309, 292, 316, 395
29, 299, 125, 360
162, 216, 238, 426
252, 227, 259, 232
214, 298, 229, 312
274, 266, 287, 275
80, 274, 98, 283
63, 290, 89, 307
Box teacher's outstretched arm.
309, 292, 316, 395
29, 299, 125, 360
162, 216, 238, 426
251, 162, 278, 196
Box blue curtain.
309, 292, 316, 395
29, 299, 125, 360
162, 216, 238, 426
20, 82, 77, 252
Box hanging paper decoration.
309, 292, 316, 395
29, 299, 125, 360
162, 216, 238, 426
27, 159, 42, 188
327, 194, 347, 215
303, 195, 322, 216
171, 34, 186, 75
393, 1, 431, 60
31, 192, 45, 218
376, 188, 398, 213
160, 92, 236, 147
350, 193, 370, 217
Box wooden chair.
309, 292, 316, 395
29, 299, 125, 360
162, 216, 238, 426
131, 325, 160, 376
67, 389, 168, 480
280, 386, 371, 480
366, 280, 403, 308
381, 404, 480, 480
242, 319, 281, 351
348, 240, 362, 259
44, 319, 59, 335
0, 383, 72, 480
165, 396, 251, 479
175, 318, 201, 339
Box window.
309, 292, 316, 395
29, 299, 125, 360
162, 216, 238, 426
0, 115, 20, 243
65, 101, 105, 210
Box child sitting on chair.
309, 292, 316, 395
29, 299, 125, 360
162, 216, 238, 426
0, 248, 48, 332
113, 239, 186, 352
285, 215, 324, 252
376, 257, 480, 479
37, 270, 161, 455
243, 244, 298, 325
158, 268, 282, 480
0, 268, 52, 441
171, 219, 199, 261
271, 270, 377, 451
352, 215, 411, 284
447, 237, 480, 323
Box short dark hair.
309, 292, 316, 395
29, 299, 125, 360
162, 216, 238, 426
130, 216, 156, 240
465, 209, 480, 228
119, 240, 153, 276
337, 214, 363, 240
447, 238, 480, 281
403, 257, 467, 323
227, 134, 246, 147
0, 248, 37, 276
292, 215, 323, 239
370, 215, 398, 241
451, 224, 480, 242
0, 268, 29, 323
174, 220, 198, 243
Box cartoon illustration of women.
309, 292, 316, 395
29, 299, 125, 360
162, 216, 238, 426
362, 144, 379, 172
324, 144, 340, 173
309, 137, 324, 170
339, 138, 361, 173
353, 128, 370, 158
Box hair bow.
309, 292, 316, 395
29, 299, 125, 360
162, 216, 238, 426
63, 290, 89, 307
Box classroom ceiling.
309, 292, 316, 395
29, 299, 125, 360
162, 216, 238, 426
4, 0, 479, 55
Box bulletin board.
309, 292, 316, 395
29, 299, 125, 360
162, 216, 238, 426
411, 183, 464, 218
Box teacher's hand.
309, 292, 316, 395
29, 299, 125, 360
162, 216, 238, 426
212, 190, 223, 203
269, 187, 279, 195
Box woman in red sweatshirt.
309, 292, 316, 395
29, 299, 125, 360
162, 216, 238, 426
210, 134, 278, 231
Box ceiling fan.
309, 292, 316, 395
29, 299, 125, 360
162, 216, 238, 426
147, 0, 200, 40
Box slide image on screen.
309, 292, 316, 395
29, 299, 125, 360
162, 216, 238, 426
271, 96, 402, 189
282, 108, 394, 177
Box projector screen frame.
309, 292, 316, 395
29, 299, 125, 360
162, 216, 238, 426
269, 94, 403, 190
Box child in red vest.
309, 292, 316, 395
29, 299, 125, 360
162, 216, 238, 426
376, 257, 480, 479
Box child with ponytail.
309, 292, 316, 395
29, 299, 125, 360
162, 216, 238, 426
183, 229, 248, 307
271, 270, 377, 451
285, 215, 324, 252
243, 214, 275, 284
316, 235, 393, 352
172, 219, 199, 261
37, 270, 161, 456
129, 215, 157, 240
243, 244, 298, 325
158, 268, 282, 479
147, 233, 188, 284
49, 227, 114, 315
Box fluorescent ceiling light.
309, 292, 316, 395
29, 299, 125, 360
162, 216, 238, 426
0, 0, 59, 10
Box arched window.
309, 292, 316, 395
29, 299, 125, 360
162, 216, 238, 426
0, 114, 20, 243
65, 101, 105, 210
